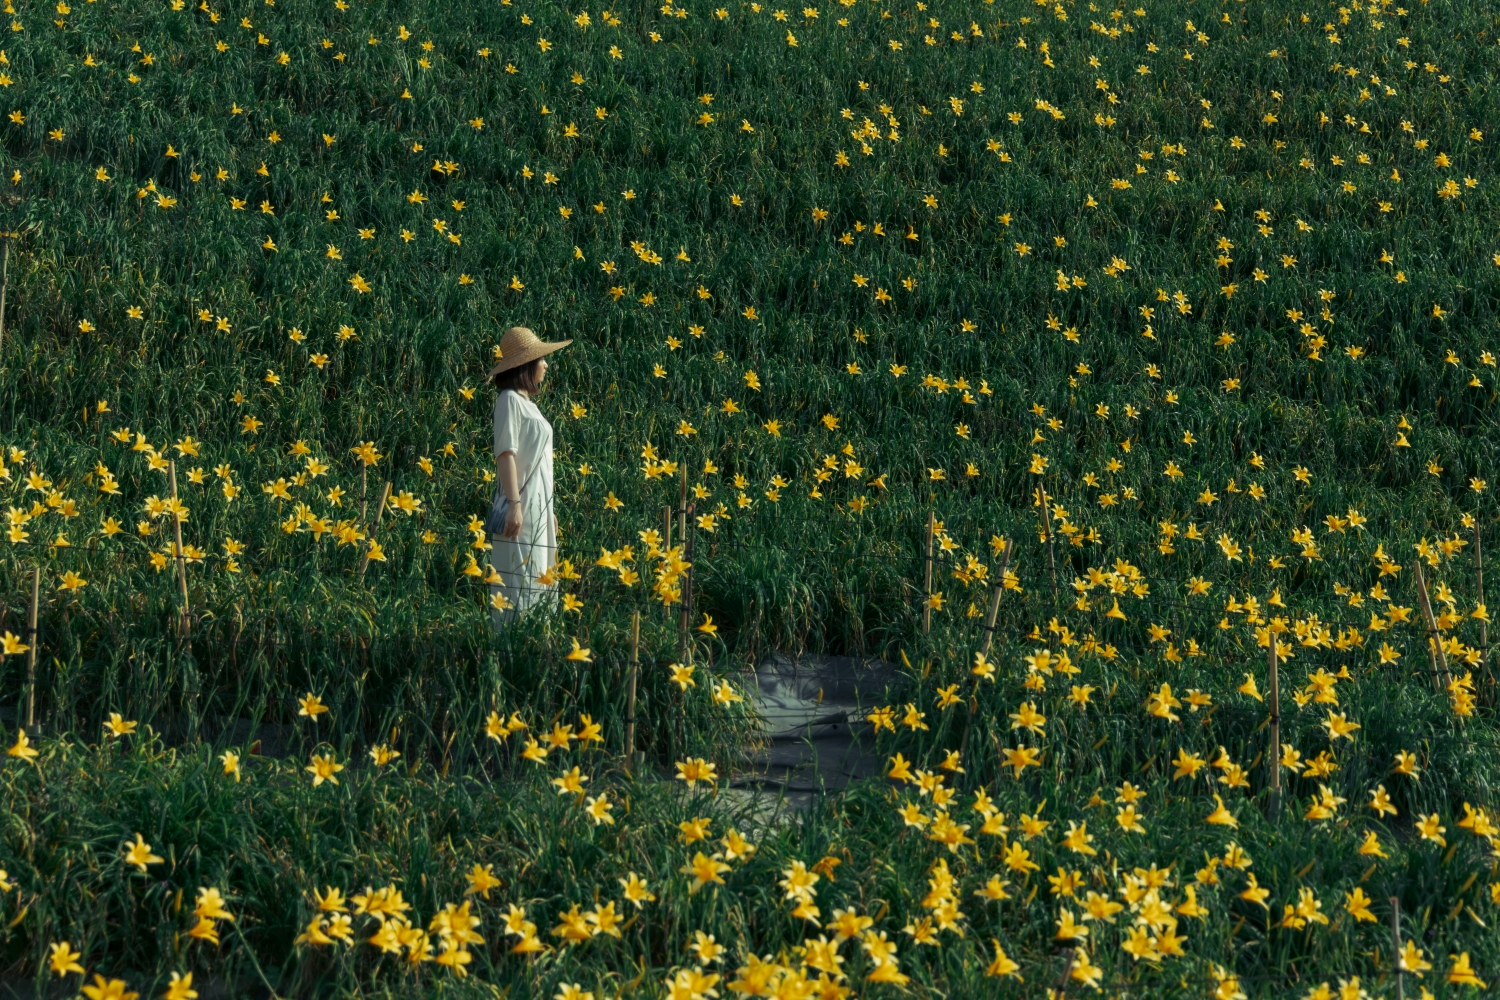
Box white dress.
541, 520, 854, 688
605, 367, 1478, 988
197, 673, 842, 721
489, 389, 557, 626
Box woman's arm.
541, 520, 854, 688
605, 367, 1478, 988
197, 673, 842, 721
496, 450, 524, 539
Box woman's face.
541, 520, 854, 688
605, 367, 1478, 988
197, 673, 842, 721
535, 358, 548, 386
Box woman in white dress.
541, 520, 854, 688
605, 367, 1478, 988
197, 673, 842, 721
487, 325, 571, 627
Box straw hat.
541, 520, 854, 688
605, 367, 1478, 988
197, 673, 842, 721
486, 326, 573, 379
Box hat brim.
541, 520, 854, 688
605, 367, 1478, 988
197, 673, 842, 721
486, 338, 572, 380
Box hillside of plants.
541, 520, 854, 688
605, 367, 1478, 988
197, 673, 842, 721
3, 0, 1500, 994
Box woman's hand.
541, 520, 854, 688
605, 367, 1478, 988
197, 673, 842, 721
503, 500, 525, 540
496, 450, 524, 539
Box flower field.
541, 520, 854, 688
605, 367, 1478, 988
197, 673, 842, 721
3, 0, 1500, 994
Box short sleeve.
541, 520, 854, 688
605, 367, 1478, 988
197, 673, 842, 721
493, 390, 523, 457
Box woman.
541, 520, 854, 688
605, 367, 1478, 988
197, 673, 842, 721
487, 325, 571, 626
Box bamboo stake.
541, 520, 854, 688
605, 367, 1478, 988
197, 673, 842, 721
1475, 523, 1489, 683
1412, 558, 1452, 690
922, 511, 934, 633
1390, 896, 1404, 1000
678, 467, 687, 549
624, 611, 641, 771
663, 505, 672, 621
681, 503, 695, 663
357, 481, 392, 579
169, 461, 190, 636
678, 473, 689, 657
1267, 635, 1281, 818
1037, 483, 1058, 601
24, 565, 38, 729
0, 235, 11, 354
959, 538, 1012, 758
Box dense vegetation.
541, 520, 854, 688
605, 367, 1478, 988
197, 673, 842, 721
2, 0, 1500, 994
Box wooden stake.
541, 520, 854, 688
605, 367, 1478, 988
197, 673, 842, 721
1037, 483, 1058, 601
624, 611, 641, 771
24, 565, 38, 729
1390, 896, 1404, 1000
357, 481, 392, 579
960, 538, 1012, 758
1267, 635, 1281, 818
978, 538, 1013, 661
1054, 947, 1077, 1000
1412, 558, 1452, 690
169, 461, 190, 636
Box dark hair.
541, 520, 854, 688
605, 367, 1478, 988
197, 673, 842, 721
492, 359, 543, 394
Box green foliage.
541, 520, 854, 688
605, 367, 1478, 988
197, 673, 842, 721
2, 0, 1500, 993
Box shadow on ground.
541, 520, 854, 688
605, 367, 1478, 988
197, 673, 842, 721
722, 652, 902, 817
